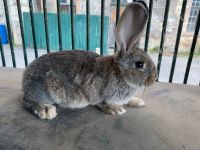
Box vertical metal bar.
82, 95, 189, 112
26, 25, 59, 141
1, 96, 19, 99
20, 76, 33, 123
144, 0, 153, 52
43, 0, 50, 53
100, 0, 105, 55
16, 0, 28, 67
29, 0, 38, 58
56, 0, 62, 51
157, 0, 171, 79
183, 10, 200, 84
115, 0, 120, 29
114, 0, 121, 52
86, 0, 90, 51
0, 36, 6, 67
169, 0, 188, 83
70, 0, 75, 49
3, 0, 16, 67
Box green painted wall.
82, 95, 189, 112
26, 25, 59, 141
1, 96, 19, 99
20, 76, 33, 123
23, 13, 109, 54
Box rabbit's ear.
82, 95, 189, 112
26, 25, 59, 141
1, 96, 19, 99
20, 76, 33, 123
115, 2, 148, 51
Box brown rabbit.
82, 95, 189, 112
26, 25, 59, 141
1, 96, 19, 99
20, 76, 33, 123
21, 1, 157, 119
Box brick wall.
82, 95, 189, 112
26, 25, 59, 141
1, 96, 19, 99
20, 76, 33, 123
141, 0, 200, 52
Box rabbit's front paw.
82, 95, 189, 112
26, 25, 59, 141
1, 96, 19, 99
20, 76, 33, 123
45, 105, 57, 120
96, 103, 127, 115
34, 104, 57, 120
127, 97, 145, 107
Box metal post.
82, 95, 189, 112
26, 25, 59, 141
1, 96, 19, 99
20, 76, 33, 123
157, 0, 171, 79
16, 0, 28, 66
86, 0, 90, 51
70, 0, 75, 49
29, 0, 38, 58
114, 0, 121, 52
169, 0, 188, 83
57, 0, 63, 51
183, 10, 200, 84
3, 0, 16, 67
43, 0, 50, 53
144, 0, 153, 52
0, 36, 6, 67
100, 0, 105, 55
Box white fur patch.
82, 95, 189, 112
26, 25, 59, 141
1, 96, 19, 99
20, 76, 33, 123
68, 101, 89, 109
36, 104, 57, 120
45, 105, 57, 120
116, 107, 127, 115
110, 107, 127, 115
111, 97, 132, 105
128, 97, 146, 107
37, 108, 47, 119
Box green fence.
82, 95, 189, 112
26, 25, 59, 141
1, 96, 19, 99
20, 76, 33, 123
23, 13, 108, 53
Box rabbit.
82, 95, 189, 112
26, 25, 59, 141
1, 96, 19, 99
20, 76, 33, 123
21, 1, 157, 120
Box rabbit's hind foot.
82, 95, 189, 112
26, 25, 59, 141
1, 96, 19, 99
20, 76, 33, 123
34, 104, 57, 120
96, 103, 127, 115
127, 97, 145, 107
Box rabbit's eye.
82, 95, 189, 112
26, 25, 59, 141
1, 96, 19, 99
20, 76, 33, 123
135, 61, 144, 69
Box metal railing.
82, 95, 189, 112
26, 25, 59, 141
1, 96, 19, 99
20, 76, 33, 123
3, 0, 16, 67
17, 0, 28, 66
43, 0, 50, 53
0, 0, 200, 85
169, 0, 188, 83
86, 0, 90, 51
157, 0, 171, 78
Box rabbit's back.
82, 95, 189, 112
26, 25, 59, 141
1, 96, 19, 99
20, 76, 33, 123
23, 50, 100, 79
22, 50, 101, 105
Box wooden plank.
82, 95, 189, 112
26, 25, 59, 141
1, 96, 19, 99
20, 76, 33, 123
23, 13, 108, 53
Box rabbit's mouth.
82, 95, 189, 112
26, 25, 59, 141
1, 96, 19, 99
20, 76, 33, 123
144, 75, 157, 86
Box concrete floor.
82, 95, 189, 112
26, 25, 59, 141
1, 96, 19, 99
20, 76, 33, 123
0, 67, 200, 150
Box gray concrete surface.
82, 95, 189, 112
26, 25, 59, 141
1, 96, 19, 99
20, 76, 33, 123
0, 67, 200, 150
0, 45, 200, 85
